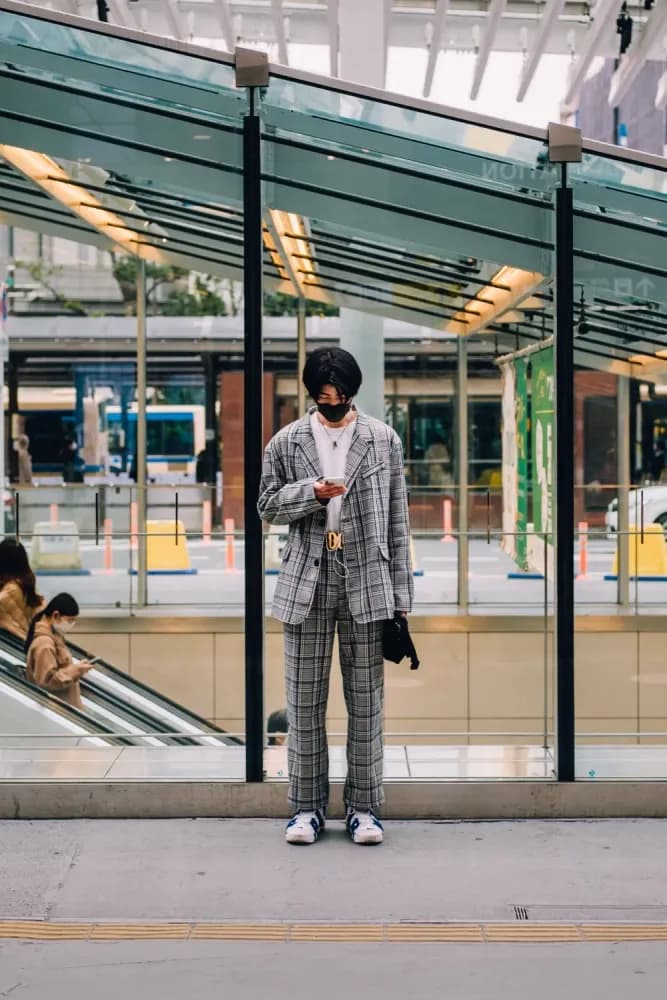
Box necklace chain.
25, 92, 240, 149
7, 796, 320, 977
321, 420, 349, 449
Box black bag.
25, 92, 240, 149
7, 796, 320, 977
382, 614, 420, 670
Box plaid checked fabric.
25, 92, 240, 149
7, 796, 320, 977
284, 552, 384, 812
257, 408, 413, 626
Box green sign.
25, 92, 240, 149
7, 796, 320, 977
515, 358, 529, 571
531, 346, 554, 544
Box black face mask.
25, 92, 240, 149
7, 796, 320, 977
317, 401, 351, 424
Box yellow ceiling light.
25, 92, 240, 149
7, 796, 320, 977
0, 144, 170, 263
447, 265, 545, 336
517, 295, 546, 309
269, 209, 317, 283
261, 225, 287, 278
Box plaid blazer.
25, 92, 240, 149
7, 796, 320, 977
257, 408, 413, 625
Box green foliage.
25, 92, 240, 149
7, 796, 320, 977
111, 255, 190, 313
263, 292, 339, 317
111, 256, 227, 316
17, 259, 88, 316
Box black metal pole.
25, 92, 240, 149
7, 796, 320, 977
7, 359, 18, 483
554, 163, 575, 781
243, 89, 265, 782
203, 354, 220, 486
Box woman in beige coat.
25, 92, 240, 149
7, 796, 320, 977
25, 594, 93, 710
0, 538, 44, 640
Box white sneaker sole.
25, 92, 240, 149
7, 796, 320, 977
351, 830, 383, 845
285, 830, 318, 845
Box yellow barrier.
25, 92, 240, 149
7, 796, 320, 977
612, 524, 667, 577
145, 520, 192, 573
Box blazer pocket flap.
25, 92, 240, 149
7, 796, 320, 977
361, 461, 385, 479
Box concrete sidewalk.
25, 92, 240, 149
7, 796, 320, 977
2, 818, 667, 924
2, 819, 667, 1000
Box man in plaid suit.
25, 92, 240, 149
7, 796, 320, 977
258, 347, 413, 845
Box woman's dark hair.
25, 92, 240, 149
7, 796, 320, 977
302, 347, 362, 401
25, 592, 80, 654
0, 538, 42, 609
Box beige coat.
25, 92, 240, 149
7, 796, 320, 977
0, 581, 41, 640
26, 619, 87, 710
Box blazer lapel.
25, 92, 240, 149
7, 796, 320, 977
294, 413, 322, 478
345, 413, 374, 491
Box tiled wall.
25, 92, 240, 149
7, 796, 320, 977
76, 623, 665, 746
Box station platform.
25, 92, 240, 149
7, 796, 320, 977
1, 816, 667, 998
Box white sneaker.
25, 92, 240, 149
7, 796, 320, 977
285, 809, 325, 845
346, 808, 384, 845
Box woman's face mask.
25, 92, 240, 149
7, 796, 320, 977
54, 618, 76, 634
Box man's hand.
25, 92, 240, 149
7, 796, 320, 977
314, 480, 346, 502
397, 611, 408, 618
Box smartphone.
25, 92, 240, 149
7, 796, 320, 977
324, 477, 346, 487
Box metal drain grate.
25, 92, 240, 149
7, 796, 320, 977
514, 906, 529, 921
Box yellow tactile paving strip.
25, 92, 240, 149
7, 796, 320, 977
2, 921, 667, 943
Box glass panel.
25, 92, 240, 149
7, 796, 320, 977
0, 10, 249, 765
265, 74, 553, 196
573, 149, 667, 780
0, 9, 241, 119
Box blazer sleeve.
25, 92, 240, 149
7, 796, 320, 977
30, 638, 86, 694
257, 436, 325, 525
387, 432, 414, 612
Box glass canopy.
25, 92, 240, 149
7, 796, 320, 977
0, 0, 664, 376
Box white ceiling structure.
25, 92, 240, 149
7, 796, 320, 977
24, 1, 667, 112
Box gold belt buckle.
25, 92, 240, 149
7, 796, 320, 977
326, 530, 343, 551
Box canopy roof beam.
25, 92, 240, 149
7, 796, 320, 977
327, 0, 339, 77
270, 0, 289, 65
213, 0, 235, 51
470, 0, 506, 101
165, 0, 185, 40
563, 0, 618, 108
422, 0, 448, 98
517, 0, 567, 102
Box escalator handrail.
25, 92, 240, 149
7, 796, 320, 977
0, 628, 241, 746
68, 638, 229, 736
0, 655, 129, 743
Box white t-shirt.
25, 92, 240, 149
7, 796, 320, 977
310, 411, 356, 532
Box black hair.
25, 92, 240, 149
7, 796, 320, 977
302, 347, 362, 402
25, 592, 80, 655
0, 539, 42, 609
267, 708, 288, 746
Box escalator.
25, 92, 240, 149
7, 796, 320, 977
0, 630, 239, 747
0, 648, 121, 747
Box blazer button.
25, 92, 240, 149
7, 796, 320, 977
314, 558, 320, 567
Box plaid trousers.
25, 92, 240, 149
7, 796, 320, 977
283, 550, 385, 812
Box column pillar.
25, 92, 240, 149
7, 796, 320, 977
456, 337, 469, 608
297, 298, 306, 417
616, 375, 630, 607
338, 0, 387, 422
7, 359, 18, 483
203, 354, 220, 485
237, 47, 269, 784
0, 227, 9, 504
136, 258, 148, 608
340, 310, 384, 420
549, 123, 581, 783
338, 0, 387, 86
